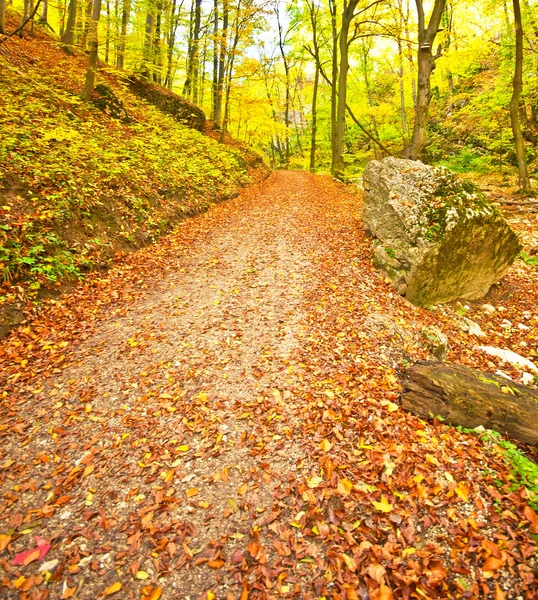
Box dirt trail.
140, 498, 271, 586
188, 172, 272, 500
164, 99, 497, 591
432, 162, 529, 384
0, 172, 537, 599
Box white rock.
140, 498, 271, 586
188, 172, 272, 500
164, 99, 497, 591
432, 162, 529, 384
521, 372, 535, 386
462, 318, 486, 337
518, 323, 530, 331
481, 304, 496, 314
495, 370, 513, 381
39, 559, 59, 572
476, 346, 538, 373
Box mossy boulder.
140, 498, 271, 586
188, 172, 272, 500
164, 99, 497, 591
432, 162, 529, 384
363, 157, 521, 306
91, 84, 132, 123
126, 76, 205, 131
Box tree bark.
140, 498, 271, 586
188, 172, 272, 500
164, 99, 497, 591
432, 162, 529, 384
61, 0, 77, 52
402, 361, 538, 446
116, 0, 130, 69
510, 0, 531, 193
211, 0, 218, 119
141, 9, 155, 79
329, 0, 339, 176
81, 0, 102, 101
310, 62, 319, 172
0, 0, 6, 35
276, 4, 291, 166
214, 0, 227, 127
403, 0, 446, 160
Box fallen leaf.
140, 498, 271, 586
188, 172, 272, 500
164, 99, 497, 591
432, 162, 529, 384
187, 488, 199, 498
103, 581, 122, 596
136, 571, 150, 580
372, 497, 393, 513
455, 482, 469, 502
319, 439, 332, 451
12, 536, 50, 566
337, 478, 353, 496
307, 476, 323, 488
0, 534, 11, 551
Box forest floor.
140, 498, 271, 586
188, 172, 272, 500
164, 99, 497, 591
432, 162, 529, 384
0, 171, 537, 600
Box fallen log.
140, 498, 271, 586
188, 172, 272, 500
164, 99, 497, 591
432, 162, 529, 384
401, 361, 538, 446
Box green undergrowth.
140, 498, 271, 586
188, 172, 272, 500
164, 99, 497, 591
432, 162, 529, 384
520, 251, 538, 270
0, 56, 257, 312
461, 426, 538, 512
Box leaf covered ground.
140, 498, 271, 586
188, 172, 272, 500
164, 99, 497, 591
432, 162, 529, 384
0, 171, 537, 599
0, 22, 266, 335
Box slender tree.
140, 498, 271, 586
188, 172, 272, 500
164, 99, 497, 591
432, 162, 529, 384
81, 0, 102, 101
0, 0, 5, 35
116, 0, 130, 68
62, 0, 77, 53
403, 0, 447, 159
510, 0, 531, 192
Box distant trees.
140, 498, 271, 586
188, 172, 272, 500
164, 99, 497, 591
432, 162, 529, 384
1, 0, 537, 188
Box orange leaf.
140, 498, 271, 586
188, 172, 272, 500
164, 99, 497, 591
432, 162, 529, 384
0, 534, 11, 551
237, 483, 248, 496
23, 548, 41, 566
82, 464, 95, 478
103, 582, 122, 596
483, 557, 503, 572
208, 559, 225, 568
187, 488, 199, 498
494, 584, 506, 600
379, 583, 394, 600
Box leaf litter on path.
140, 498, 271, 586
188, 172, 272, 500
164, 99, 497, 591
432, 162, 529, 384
0, 172, 537, 598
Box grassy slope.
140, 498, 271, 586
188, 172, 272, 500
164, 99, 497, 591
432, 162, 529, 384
0, 17, 268, 333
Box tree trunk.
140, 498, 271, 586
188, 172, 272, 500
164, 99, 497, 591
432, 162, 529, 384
402, 361, 538, 446
0, 0, 6, 35
214, 0, 227, 127
276, 4, 291, 166
39, 0, 48, 25
191, 0, 201, 103
104, 0, 110, 63
211, 0, 218, 119
116, 0, 130, 69
310, 62, 319, 172
81, 0, 102, 101
329, 0, 339, 176
141, 10, 154, 79
510, 0, 531, 193
62, 0, 77, 52
333, 0, 359, 178
164, 0, 178, 89
398, 40, 407, 136
80, 0, 94, 49
403, 0, 446, 160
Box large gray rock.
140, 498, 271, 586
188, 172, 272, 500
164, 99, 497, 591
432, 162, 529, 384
363, 158, 521, 306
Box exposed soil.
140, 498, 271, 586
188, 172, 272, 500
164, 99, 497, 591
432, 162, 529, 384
0, 172, 537, 600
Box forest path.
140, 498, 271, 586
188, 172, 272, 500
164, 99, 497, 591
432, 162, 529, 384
0, 171, 536, 599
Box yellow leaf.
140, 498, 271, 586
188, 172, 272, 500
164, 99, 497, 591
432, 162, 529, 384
187, 488, 199, 498
307, 476, 323, 489
103, 582, 122, 596
402, 547, 416, 558
444, 471, 454, 483
341, 553, 357, 572
178, 445, 190, 452
136, 571, 149, 580
425, 454, 440, 466
82, 464, 94, 478
237, 483, 248, 496
372, 496, 393, 513
319, 439, 332, 452
455, 482, 470, 502
337, 478, 353, 496
0, 534, 11, 551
